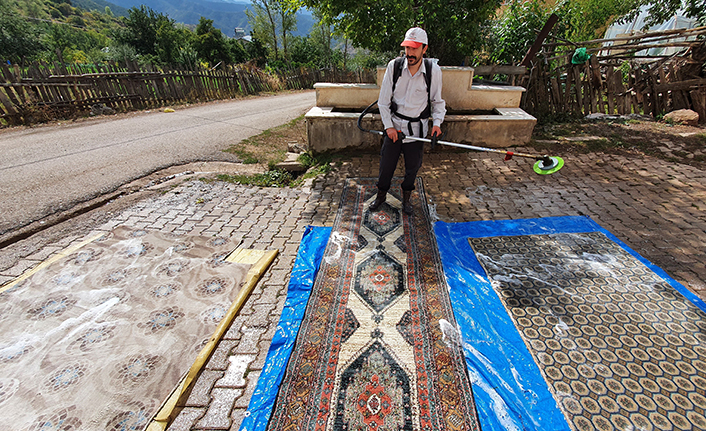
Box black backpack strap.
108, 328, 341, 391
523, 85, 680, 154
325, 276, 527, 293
391, 57, 405, 96
420, 58, 432, 118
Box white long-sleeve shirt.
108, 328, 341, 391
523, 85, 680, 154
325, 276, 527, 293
378, 57, 446, 141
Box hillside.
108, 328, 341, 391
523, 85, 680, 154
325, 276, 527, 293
72, 0, 130, 17
102, 0, 315, 37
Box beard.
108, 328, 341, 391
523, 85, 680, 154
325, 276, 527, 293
406, 55, 420, 66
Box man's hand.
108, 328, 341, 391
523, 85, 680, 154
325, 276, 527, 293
430, 126, 442, 150
431, 125, 442, 138
386, 128, 399, 142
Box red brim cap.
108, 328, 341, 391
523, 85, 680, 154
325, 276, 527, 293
401, 40, 423, 48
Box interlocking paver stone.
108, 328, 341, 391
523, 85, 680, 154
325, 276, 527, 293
2, 144, 705, 431
216, 355, 255, 388
195, 388, 242, 430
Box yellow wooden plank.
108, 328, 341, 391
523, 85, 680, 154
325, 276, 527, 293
226, 248, 268, 265
151, 248, 278, 426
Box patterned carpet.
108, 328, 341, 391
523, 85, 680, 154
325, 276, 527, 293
470, 230, 706, 431
435, 216, 706, 430
0, 227, 250, 431
266, 178, 480, 431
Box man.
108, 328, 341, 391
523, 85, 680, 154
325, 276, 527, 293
369, 27, 445, 215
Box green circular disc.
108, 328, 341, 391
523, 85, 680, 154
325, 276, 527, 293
533, 156, 564, 175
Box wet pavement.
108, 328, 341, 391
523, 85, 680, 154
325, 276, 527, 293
1, 146, 704, 430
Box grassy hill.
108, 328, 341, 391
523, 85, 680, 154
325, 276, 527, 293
72, 0, 130, 17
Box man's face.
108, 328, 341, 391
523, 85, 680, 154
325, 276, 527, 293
405, 45, 428, 67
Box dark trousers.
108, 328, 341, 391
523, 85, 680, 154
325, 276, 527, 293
376, 136, 424, 192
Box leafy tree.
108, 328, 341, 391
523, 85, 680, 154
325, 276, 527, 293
194, 17, 231, 66
245, 34, 269, 67
104, 43, 138, 63
483, 0, 664, 65
553, 0, 639, 42
0, 1, 45, 63
114, 6, 191, 65
296, 0, 502, 65
246, 0, 281, 60
623, 0, 705, 27
484, 0, 551, 65
44, 22, 108, 63
278, 2, 297, 60
114, 6, 160, 55
289, 35, 324, 67
229, 38, 249, 64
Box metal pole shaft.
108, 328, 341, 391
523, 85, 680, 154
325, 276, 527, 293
402, 135, 545, 160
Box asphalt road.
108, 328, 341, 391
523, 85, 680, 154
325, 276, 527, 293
0, 91, 316, 237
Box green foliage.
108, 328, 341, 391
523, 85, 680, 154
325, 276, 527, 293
0, 1, 45, 63
622, 0, 705, 27
553, 0, 638, 42
194, 17, 231, 66
348, 48, 396, 69
299, 0, 502, 65
246, 0, 290, 61
113, 5, 189, 66
229, 38, 249, 64
216, 170, 293, 187
484, 0, 652, 66
245, 36, 269, 67
485, 0, 549, 65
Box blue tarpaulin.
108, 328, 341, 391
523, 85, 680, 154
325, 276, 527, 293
241, 216, 705, 430
434, 215, 705, 431
239, 225, 331, 431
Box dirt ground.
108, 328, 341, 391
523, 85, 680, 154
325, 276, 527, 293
532, 117, 706, 171
244, 114, 706, 173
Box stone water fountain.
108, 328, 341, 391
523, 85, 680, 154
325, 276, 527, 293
305, 65, 536, 153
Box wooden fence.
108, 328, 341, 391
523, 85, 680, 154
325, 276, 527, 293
0, 61, 376, 126
521, 26, 706, 122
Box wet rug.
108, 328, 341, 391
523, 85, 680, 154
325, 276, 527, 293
0, 227, 251, 431
435, 216, 706, 431
266, 178, 480, 431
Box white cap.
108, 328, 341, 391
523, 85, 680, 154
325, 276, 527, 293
401, 27, 428, 48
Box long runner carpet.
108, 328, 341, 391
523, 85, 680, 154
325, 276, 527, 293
266, 178, 480, 430
0, 227, 252, 431
435, 216, 706, 431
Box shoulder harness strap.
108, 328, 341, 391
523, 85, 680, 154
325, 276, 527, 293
390, 57, 432, 118
389, 57, 434, 137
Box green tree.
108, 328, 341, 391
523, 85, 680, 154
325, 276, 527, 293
0, 1, 44, 63
289, 35, 323, 67
278, 2, 297, 60
554, 0, 639, 42
484, 0, 657, 65
114, 6, 160, 56
246, 0, 281, 60
485, 0, 551, 65
245, 34, 269, 67
44, 22, 107, 62
297, 0, 502, 65
114, 6, 189, 65
194, 17, 231, 66
229, 38, 249, 64
623, 0, 705, 27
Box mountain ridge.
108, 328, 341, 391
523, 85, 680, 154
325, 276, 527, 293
95, 0, 314, 37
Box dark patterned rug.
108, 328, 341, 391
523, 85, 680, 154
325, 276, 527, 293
267, 178, 480, 431
470, 230, 706, 431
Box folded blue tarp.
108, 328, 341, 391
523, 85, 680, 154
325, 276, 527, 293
239, 225, 331, 431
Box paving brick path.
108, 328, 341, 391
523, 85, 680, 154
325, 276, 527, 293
1, 148, 704, 430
